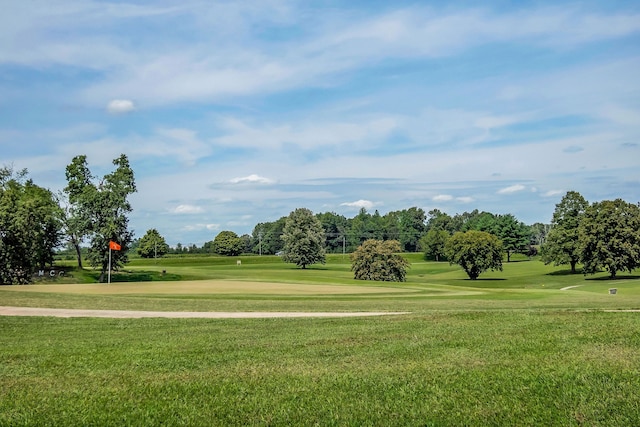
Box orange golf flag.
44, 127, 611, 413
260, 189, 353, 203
109, 241, 121, 251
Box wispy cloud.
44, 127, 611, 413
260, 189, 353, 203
106, 99, 135, 114
341, 200, 376, 210
456, 196, 474, 203
229, 174, 275, 184
498, 184, 526, 194
171, 204, 204, 214
543, 190, 564, 197
433, 194, 453, 202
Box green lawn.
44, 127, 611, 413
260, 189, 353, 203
1, 255, 639, 425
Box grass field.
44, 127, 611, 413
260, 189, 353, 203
1, 255, 639, 425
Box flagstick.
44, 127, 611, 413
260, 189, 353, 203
108, 247, 112, 284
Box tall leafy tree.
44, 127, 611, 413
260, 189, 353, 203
282, 208, 326, 269
420, 229, 450, 261
64, 154, 136, 282
426, 209, 454, 233
351, 239, 409, 281
579, 199, 640, 279
212, 230, 243, 256
137, 229, 169, 258
445, 230, 503, 280
541, 191, 589, 273
462, 211, 496, 233
492, 214, 531, 262
0, 167, 62, 284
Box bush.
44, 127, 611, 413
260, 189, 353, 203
350, 239, 409, 282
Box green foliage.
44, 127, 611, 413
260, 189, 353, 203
420, 229, 450, 261
252, 217, 286, 255
350, 239, 410, 281
530, 222, 551, 246
212, 230, 244, 256
282, 208, 326, 268
383, 207, 426, 252
492, 214, 531, 262
0, 167, 62, 284
64, 154, 136, 281
445, 230, 503, 280
348, 208, 384, 250
137, 229, 169, 258
541, 191, 589, 273
426, 209, 454, 233
316, 211, 348, 253
579, 199, 640, 278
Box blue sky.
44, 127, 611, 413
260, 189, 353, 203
1, 0, 639, 245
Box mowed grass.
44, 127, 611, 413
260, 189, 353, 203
1, 255, 640, 425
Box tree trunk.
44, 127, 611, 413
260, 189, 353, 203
570, 260, 576, 274
74, 243, 83, 269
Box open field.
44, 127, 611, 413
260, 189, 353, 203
1, 255, 640, 425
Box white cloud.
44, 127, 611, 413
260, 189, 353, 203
172, 204, 204, 214
456, 196, 474, 203
433, 194, 453, 202
183, 223, 220, 232
106, 99, 135, 114
543, 190, 564, 197
341, 199, 376, 210
229, 174, 275, 184
497, 184, 526, 194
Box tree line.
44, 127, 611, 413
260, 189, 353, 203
3, 152, 639, 284
1, 155, 136, 284
196, 207, 536, 260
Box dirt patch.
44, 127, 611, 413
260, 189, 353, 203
0, 306, 409, 319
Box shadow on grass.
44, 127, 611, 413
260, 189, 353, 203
87, 270, 183, 283
546, 269, 583, 276
457, 278, 506, 281
585, 275, 640, 281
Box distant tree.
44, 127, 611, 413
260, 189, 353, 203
492, 214, 531, 262
282, 208, 326, 269
252, 217, 286, 255
316, 211, 348, 253
64, 154, 136, 282
239, 234, 253, 254
420, 229, 450, 261
445, 231, 503, 280
384, 207, 426, 252
426, 209, 454, 233
541, 191, 589, 273
463, 211, 497, 233
349, 208, 383, 250
137, 229, 169, 258
212, 231, 244, 256
579, 199, 640, 279
530, 222, 551, 246
350, 239, 409, 282
0, 167, 62, 284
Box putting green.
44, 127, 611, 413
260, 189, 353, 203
0, 280, 426, 296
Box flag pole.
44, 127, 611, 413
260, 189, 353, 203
108, 246, 112, 284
